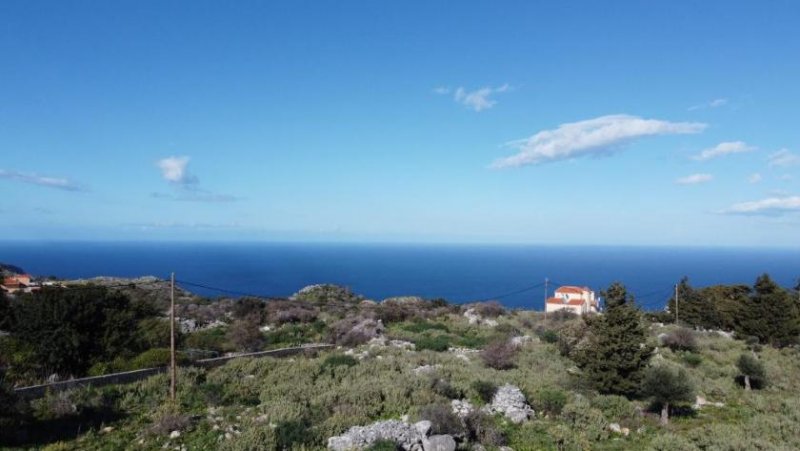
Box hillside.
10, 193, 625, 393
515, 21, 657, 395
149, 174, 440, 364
2, 280, 800, 450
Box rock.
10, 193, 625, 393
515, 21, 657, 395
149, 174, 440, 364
657, 333, 669, 345
621, 427, 630, 436
422, 434, 456, 451
451, 399, 475, 418
486, 384, 534, 424
390, 340, 416, 350
413, 365, 438, 376
498, 447, 514, 451
510, 335, 536, 347
327, 420, 424, 450
609, 423, 622, 433
414, 420, 432, 436
383, 296, 425, 305
169, 430, 181, 439
471, 445, 486, 451
259, 325, 272, 332
693, 395, 725, 409
101, 426, 114, 433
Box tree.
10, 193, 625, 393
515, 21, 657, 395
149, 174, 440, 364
640, 365, 695, 425
9, 286, 152, 377
0, 290, 10, 331
736, 353, 766, 390
739, 274, 800, 348
574, 283, 653, 397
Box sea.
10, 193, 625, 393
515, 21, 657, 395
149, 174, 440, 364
2, 241, 798, 311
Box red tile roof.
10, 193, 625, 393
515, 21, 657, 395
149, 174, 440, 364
554, 286, 589, 295
546, 297, 585, 306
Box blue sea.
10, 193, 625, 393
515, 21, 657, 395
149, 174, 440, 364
1, 242, 798, 310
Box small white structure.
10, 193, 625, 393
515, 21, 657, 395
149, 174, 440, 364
546, 286, 598, 315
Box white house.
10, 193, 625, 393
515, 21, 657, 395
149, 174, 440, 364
545, 285, 598, 315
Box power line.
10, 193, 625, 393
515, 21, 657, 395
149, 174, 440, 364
472, 281, 547, 303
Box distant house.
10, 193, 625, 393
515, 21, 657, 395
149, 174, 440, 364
1, 274, 38, 294
546, 285, 599, 315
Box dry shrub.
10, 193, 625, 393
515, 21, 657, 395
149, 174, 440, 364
328, 316, 384, 346
227, 312, 264, 351
148, 412, 192, 436
465, 411, 507, 446
473, 301, 505, 318
663, 328, 698, 352
480, 340, 519, 370
419, 403, 465, 436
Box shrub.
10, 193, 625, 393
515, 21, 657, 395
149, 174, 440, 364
402, 321, 449, 334
533, 388, 567, 415
480, 340, 519, 370
473, 301, 505, 318
328, 316, 383, 347
227, 312, 264, 351
231, 297, 265, 320
472, 380, 498, 404
414, 335, 452, 352
272, 306, 318, 325
590, 394, 636, 423
464, 411, 506, 446
561, 397, 609, 441
682, 352, 703, 367
539, 329, 559, 343
429, 377, 462, 400
320, 354, 359, 372
662, 328, 697, 352
147, 407, 192, 436
419, 403, 465, 436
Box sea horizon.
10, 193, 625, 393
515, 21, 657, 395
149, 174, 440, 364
3, 240, 798, 311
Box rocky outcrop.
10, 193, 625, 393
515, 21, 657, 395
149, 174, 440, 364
484, 384, 534, 424
327, 419, 458, 451
463, 308, 498, 327
451, 399, 475, 418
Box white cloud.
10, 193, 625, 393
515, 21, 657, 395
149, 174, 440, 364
676, 173, 713, 185
691, 141, 755, 161
768, 148, 800, 167
748, 173, 763, 184
452, 84, 510, 112
157, 156, 197, 185
491, 114, 706, 168
719, 196, 800, 216
0, 169, 85, 191
433, 86, 451, 95
688, 98, 728, 111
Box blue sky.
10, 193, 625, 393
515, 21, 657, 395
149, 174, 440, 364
1, 1, 799, 246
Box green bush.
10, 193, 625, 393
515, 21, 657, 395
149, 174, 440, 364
539, 329, 559, 344
472, 380, 498, 404
320, 354, 359, 371
533, 388, 567, 415
414, 335, 452, 352
682, 352, 703, 367
402, 321, 449, 334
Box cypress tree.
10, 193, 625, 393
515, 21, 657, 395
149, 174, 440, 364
574, 282, 653, 397
739, 274, 800, 348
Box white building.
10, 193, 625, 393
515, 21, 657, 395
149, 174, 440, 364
545, 285, 599, 315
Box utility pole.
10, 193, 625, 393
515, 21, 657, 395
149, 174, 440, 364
170, 272, 176, 401
674, 283, 679, 325
544, 277, 549, 320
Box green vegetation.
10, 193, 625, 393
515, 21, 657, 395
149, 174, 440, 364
2, 277, 800, 450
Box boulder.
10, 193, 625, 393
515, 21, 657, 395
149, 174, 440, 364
485, 384, 534, 424
422, 435, 456, 451
327, 420, 424, 450
451, 399, 475, 418
414, 420, 432, 436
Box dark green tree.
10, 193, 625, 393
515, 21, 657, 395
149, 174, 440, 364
736, 353, 766, 390
739, 274, 800, 348
0, 290, 10, 331
640, 365, 695, 425
574, 283, 653, 397
10, 286, 151, 377
667, 277, 723, 329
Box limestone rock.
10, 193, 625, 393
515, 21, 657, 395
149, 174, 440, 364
422, 435, 456, 451
451, 399, 475, 419
414, 420, 432, 436
485, 384, 534, 424
327, 419, 424, 450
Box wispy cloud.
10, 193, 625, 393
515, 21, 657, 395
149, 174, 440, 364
676, 173, 713, 185
688, 98, 728, 111
768, 148, 800, 167
436, 84, 511, 112
691, 141, 755, 161
0, 169, 86, 191
129, 221, 244, 231
748, 173, 763, 184
155, 156, 237, 202
719, 196, 800, 216
490, 114, 706, 168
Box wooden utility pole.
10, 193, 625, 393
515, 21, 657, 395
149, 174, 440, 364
674, 283, 679, 325
544, 277, 549, 320
170, 272, 176, 401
